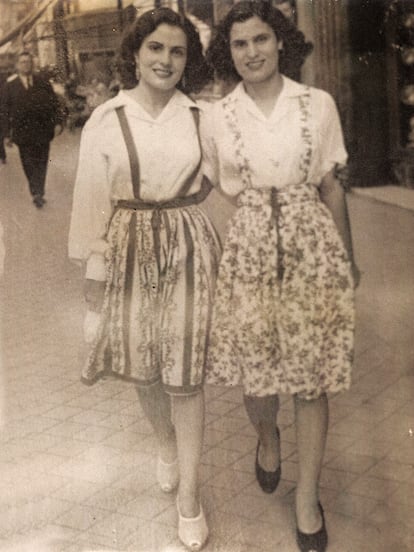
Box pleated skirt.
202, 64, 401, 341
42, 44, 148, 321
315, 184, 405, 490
82, 203, 221, 395
206, 185, 355, 400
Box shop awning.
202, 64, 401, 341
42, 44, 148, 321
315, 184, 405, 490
0, 0, 59, 49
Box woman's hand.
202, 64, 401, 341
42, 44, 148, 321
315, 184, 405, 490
84, 279, 105, 312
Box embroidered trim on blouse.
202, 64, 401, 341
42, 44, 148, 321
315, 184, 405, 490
298, 88, 312, 183
222, 95, 253, 189
222, 88, 313, 188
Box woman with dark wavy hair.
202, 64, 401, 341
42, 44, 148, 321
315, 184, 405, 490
207, 0, 311, 82
69, 8, 220, 550
203, 2, 359, 551
118, 7, 212, 92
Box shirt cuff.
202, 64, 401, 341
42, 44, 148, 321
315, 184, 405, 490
85, 252, 106, 281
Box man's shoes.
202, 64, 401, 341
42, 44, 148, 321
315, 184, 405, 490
296, 503, 328, 552
255, 426, 281, 493
33, 195, 45, 208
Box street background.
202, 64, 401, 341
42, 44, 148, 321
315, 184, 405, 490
0, 129, 413, 551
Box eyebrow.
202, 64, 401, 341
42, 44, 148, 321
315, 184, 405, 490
147, 40, 187, 50
230, 32, 271, 44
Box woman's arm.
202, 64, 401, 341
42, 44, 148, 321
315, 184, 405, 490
68, 119, 112, 309
319, 168, 360, 286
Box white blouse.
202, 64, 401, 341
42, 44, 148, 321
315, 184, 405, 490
201, 76, 347, 197
68, 89, 205, 277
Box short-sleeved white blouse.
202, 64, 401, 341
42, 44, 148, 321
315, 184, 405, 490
201, 76, 347, 197
68, 89, 204, 266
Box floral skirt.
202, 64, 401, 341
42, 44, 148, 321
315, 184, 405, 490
206, 185, 355, 400
82, 204, 221, 395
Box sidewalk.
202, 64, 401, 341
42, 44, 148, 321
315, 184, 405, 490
0, 132, 413, 551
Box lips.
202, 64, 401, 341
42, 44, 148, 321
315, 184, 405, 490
153, 68, 173, 78
246, 60, 265, 70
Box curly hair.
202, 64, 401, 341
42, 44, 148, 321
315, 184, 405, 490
117, 7, 213, 94
206, 0, 313, 82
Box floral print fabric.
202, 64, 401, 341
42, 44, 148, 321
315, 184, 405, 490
206, 84, 355, 400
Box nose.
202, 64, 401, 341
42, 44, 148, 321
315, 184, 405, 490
246, 41, 258, 59
160, 49, 172, 66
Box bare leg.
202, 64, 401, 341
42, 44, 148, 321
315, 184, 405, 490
135, 382, 177, 463
243, 394, 280, 471
294, 393, 329, 533
173, 390, 205, 518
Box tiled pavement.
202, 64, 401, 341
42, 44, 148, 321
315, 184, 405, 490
0, 130, 413, 551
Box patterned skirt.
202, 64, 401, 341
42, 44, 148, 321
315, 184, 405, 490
82, 203, 221, 395
206, 184, 355, 400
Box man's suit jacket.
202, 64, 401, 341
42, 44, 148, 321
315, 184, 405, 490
1, 74, 62, 146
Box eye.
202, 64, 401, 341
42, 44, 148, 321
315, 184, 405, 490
148, 42, 162, 52
171, 47, 186, 57
231, 40, 247, 50
255, 34, 269, 44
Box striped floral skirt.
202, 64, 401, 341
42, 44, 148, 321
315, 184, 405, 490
82, 203, 221, 395
206, 184, 355, 400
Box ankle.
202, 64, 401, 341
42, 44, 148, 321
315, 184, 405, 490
257, 428, 280, 471
158, 437, 177, 464
295, 492, 322, 533
178, 488, 200, 518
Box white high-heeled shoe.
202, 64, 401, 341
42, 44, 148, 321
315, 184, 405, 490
156, 457, 179, 493
177, 498, 209, 551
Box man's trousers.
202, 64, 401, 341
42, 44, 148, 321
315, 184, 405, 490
18, 142, 50, 199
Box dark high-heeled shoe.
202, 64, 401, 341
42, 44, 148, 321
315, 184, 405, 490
296, 502, 328, 552
255, 426, 281, 493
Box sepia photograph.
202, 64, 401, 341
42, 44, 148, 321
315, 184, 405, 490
0, 1, 413, 551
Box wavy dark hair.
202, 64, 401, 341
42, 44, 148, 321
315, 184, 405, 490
118, 7, 213, 94
206, 0, 313, 82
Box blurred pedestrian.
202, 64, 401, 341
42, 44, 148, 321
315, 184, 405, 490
85, 78, 111, 112
0, 77, 6, 164
0, 52, 64, 207
203, 2, 359, 551
68, 8, 220, 551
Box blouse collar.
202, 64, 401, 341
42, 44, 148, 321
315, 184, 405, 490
230, 75, 308, 123
232, 75, 307, 101
115, 88, 199, 123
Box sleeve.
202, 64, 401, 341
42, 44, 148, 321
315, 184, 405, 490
68, 120, 112, 280
46, 81, 65, 126
318, 91, 348, 179
199, 101, 220, 187
0, 84, 11, 138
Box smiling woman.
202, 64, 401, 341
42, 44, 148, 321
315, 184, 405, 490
203, 2, 358, 552
208, 0, 311, 83
68, 7, 220, 551
118, 7, 212, 93
132, 23, 188, 110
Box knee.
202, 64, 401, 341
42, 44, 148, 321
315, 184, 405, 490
134, 380, 162, 398
294, 392, 328, 409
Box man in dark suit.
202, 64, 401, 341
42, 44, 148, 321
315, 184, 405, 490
1, 52, 64, 207
0, 76, 7, 164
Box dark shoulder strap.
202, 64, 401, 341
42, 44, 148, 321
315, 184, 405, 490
178, 106, 202, 197
190, 106, 200, 129
115, 106, 140, 199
